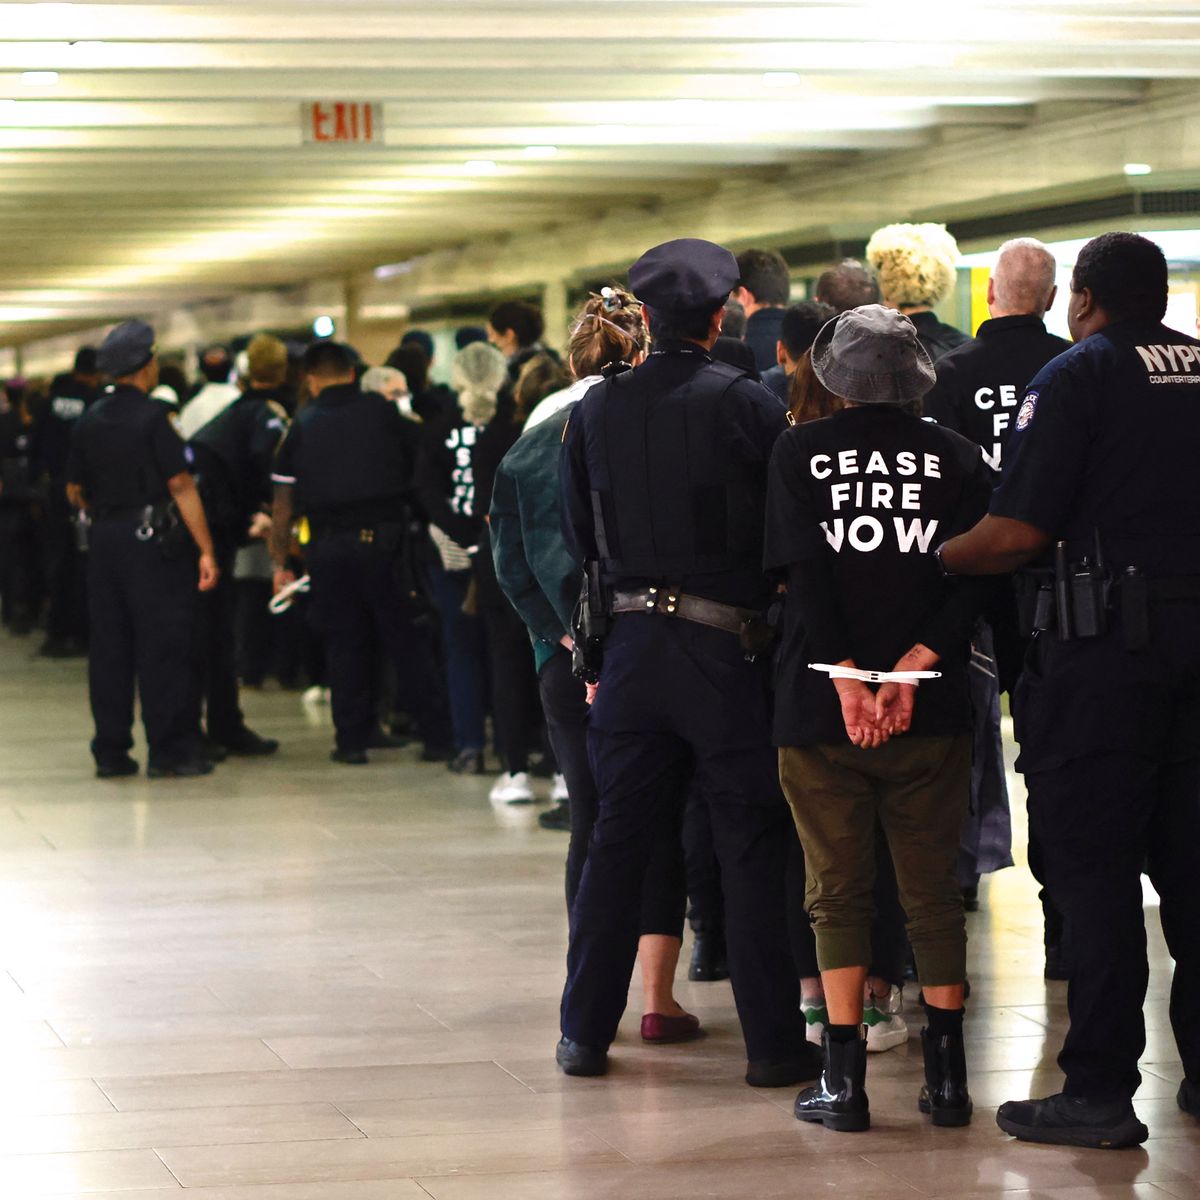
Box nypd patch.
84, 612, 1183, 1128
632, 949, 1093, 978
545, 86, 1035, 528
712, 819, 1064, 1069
1016, 392, 1038, 431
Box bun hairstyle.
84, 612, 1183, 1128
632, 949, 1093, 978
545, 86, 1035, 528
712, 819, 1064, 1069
451, 341, 508, 426
865, 223, 960, 310
568, 286, 648, 378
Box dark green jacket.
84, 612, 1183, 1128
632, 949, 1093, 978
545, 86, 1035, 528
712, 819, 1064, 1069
489, 404, 580, 672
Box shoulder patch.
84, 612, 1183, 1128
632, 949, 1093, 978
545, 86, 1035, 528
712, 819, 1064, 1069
1015, 392, 1038, 431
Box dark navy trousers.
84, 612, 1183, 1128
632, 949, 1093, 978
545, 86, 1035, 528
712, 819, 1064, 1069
560, 615, 805, 1063
87, 516, 197, 767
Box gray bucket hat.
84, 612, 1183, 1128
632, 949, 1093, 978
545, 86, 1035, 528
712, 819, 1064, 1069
810, 304, 936, 406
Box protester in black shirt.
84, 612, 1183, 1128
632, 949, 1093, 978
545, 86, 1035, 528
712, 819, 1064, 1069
866, 223, 970, 362
766, 306, 993, 1134
761, 302, 836, 404
735, 248, 791, 373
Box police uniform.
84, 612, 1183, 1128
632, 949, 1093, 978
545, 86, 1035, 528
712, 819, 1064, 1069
34, 352, 99, 653
557, 239, 809, 1079
65, 322, 203, 774
989, 316, 1200, 1108
187, 387, 289, 753
272, 379, 452, 758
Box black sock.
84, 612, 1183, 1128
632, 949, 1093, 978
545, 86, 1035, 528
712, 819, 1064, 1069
825, 1022, 860, 1044
923, 1003, 965, 1037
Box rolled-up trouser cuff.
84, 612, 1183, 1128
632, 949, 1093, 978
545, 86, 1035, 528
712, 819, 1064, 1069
814, 928, 873, 974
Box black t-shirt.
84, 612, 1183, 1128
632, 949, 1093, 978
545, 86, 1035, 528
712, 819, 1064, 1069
992, 319, 1200, 565
765, 405, 994, 746
66, 384, 187, 511
271, 383, 415, 531
35, 372, 98, 479
923, 315, 1071, 472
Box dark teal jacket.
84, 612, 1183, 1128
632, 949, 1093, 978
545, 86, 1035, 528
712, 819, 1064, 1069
489, 404, 580, 672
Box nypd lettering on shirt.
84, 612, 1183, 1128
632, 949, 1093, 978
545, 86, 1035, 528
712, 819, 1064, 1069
810, 449, 941, 554
51, 395, 87, 422
1135, 343, 1200, 384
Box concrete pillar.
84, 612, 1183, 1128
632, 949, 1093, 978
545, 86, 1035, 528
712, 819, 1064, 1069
542, 277, 569, 353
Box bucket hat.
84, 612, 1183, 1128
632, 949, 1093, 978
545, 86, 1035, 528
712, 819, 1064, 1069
810, 304, 936, 406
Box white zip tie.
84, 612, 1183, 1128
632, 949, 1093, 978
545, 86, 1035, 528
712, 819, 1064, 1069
809, 663, 941, 684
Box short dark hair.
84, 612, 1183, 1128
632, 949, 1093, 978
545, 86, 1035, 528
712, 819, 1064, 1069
489, 300, 544, 348
722, 298, 747, 340
780, 301, 837, 360
199, 345, 232, 384
1072, 232, 1168, 323
735, 248, 790, 307
455, 325, 488, 349
815, 259, 881, 312
646, 304, 720, 343
73, 346, 98, 376
385, 342, 430, 393
400, 329, 434, 360
302, 340, 357, 377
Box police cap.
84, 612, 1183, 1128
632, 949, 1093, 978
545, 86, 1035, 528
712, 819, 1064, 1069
629, 238, 739, 316
97, 320, 156, 378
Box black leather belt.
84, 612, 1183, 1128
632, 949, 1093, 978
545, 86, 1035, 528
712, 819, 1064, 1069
611, 587, 753, 636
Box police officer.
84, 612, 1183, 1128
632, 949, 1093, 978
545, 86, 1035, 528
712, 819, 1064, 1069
269, 340, 452, 764
925, 236, 1073, 967
940, 232, 1200, 1147
555, 238, 814, 1086
65, 320, 219, 778
186, 334, 289, 758
34, 346, 101, 657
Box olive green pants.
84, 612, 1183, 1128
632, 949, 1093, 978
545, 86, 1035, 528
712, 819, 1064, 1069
779, 735, 972, 986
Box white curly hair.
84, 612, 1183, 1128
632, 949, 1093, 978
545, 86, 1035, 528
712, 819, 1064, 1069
865, 222, 961, 309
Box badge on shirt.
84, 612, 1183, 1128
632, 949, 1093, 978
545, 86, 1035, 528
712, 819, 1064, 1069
1016, 392, 1038, 431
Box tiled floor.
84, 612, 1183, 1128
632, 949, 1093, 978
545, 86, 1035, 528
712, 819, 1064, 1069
0, 634, 1194, 1198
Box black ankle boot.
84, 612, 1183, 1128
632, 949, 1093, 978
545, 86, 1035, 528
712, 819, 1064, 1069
919, 1025, 973, 1126
688, 926, 729, 982
793, 1031, 870, 1132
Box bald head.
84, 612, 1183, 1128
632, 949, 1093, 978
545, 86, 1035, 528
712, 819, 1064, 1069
989, 238, 1058, 319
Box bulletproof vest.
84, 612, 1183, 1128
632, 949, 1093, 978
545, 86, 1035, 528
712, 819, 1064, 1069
587, 360, 767, 579
291, 388, 408, 512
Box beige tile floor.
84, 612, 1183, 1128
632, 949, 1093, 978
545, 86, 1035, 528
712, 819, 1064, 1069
0, 634, 1194, 1198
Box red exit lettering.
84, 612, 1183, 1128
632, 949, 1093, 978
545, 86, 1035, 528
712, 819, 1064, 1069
305, 103, 380, 145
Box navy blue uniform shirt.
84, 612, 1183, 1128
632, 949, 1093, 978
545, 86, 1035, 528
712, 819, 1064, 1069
992, 319, 1200, 565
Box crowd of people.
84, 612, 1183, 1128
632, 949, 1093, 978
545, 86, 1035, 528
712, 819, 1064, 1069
4, 220, 1197, 1152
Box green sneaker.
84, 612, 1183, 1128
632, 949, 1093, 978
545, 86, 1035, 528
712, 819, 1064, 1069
863, 986, 909, 1053
801, 997, 828, 1046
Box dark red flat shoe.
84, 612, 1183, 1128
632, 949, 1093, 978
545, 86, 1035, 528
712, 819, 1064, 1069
641, 1012, 702, 1044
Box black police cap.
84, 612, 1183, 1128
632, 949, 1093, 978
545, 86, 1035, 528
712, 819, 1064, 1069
629, 238, 740, 316
97, 320, 156, 378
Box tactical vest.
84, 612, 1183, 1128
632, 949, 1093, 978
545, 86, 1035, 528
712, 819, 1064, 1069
586, 360, 768, 579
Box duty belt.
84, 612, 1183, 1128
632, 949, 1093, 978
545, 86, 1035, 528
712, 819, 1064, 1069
610, 586, 754, 637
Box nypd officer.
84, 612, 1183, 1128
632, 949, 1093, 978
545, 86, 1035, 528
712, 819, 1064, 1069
940, 232, 1200, 1147
66, 320, 219, 778
555, 238, 814, 1086
269, 340, 452, 764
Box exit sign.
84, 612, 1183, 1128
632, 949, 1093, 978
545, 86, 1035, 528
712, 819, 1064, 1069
302, 102, 384, 145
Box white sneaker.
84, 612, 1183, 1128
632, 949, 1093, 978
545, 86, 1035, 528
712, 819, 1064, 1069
801, 996, 828, 1046
489, 771, 535, 804
863, 985, 909, 1053
551, 772, 569, 802
302, 685, 330, 705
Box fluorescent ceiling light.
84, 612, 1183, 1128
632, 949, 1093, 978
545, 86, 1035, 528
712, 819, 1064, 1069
763, 71, 801, 87
21, 71, 60, 87
373, 260, 415, 280
523, 144, 558, 159
463, 158, 498, 174
1124, 162, 1152, 176
593, 124, 629, 137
